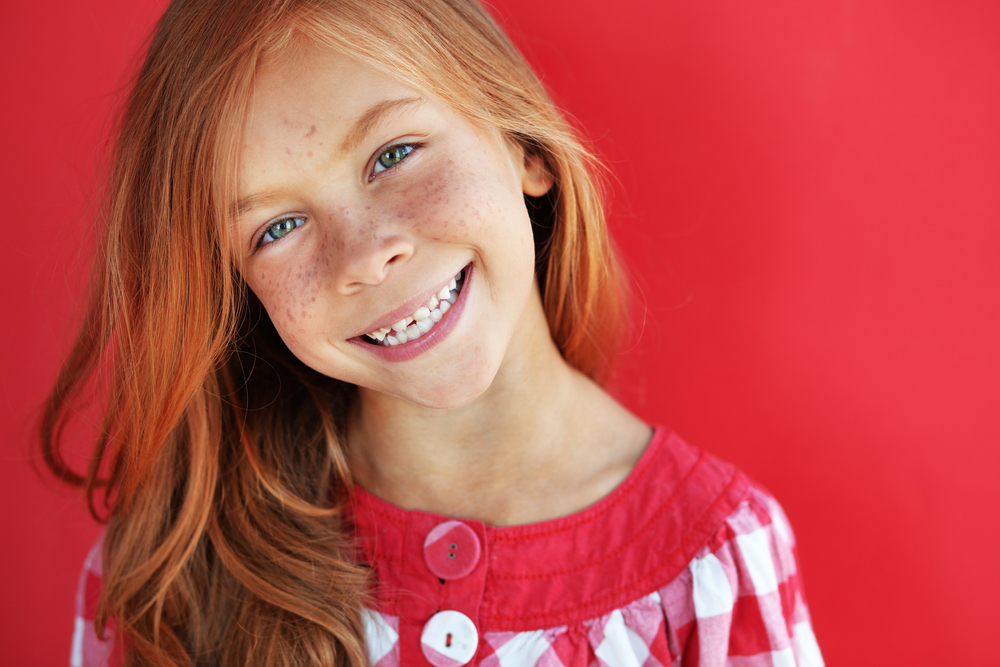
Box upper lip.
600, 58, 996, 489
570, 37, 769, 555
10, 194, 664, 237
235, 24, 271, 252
350, 267, 465, 339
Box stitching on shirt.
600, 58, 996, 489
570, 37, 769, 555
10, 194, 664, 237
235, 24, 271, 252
374, 553, 406, 565
489, 452, 707, 579
490, 439, 684, 543
484, 471, 746, 622
362, 497, 408, 525
482, 471, 749, 623
350, 493, 405, 567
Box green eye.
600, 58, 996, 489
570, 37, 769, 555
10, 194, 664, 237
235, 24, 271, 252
260, 216, 306, 247
373, 144, 415, 176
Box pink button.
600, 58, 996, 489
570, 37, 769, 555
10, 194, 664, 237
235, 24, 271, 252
423, 520, 481, 580
420, 610, 479, 667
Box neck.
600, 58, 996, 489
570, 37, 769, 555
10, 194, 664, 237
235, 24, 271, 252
346, 286, 651, 526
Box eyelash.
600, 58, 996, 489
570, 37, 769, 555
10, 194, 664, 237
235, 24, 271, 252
255, 215, 307, 250
369, 142, 420, 181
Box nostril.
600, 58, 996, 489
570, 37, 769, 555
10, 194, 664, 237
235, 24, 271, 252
335, 237, 413, 292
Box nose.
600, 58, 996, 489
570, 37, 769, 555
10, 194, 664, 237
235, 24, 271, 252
327, 221, 414, 295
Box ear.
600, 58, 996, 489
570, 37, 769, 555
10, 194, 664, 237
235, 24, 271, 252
506, 139, 554, 197
521, 151, 554, 197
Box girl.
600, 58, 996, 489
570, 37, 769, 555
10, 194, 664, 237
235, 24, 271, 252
43, 0, 824, 666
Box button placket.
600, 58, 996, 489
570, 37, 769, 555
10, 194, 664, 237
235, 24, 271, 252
417, 520, 486, 666
388, 514, 488, 667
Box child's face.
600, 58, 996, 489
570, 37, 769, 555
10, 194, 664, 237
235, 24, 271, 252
233, 43, 551, 408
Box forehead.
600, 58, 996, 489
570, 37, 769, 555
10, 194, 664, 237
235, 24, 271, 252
246, 44, 419, 140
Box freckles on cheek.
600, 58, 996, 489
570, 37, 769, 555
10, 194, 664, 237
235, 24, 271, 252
319, 225, 337, 266
253, 255, 325, 335
388, 177, 446, 230
390, 158, 495, 238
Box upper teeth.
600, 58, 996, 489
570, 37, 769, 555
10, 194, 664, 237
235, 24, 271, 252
364, 270, 464, 346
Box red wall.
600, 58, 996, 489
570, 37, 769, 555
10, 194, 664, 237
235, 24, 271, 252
2, 0, 998, 664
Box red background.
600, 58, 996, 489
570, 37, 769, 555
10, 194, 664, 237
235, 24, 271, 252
2, 0, 998, 664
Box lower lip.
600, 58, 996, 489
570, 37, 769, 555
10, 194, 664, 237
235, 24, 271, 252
347, 264, 473, 362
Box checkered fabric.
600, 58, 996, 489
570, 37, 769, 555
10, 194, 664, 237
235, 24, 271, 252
70, 533, 119, 667
70, 430, 823, 667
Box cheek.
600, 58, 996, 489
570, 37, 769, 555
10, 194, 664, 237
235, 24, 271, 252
251, 253, 325, 340
384, 157, 505, 241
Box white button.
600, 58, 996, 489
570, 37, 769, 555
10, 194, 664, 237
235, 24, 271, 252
420, 610, 479, 667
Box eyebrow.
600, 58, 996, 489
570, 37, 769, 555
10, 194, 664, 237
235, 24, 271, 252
233, 191, 284, 218
339, 96, 424, 154
233, 96, 425, 217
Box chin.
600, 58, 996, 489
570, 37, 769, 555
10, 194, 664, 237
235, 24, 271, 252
396, 362, 501, 410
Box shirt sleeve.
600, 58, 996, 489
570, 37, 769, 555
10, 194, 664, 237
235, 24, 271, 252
70, 532, 121, 667
658, 485, 825, 667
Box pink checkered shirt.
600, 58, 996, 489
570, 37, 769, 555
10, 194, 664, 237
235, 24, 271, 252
72, 428, 823, 667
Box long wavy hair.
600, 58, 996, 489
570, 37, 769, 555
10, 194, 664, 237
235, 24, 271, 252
40, 0, 627, 664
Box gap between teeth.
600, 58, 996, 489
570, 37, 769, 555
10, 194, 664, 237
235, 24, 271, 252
365, 271, 463, 346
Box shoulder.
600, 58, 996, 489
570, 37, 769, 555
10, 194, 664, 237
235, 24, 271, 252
70, 532, 121, 667
645, 436, 825, 666
638, 429, 809, 575
593, 427, 825, 665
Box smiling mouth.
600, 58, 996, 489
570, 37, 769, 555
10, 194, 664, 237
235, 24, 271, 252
360, 268, 466, 346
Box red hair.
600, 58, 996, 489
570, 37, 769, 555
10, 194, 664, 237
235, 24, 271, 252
41, 0, 627, 664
